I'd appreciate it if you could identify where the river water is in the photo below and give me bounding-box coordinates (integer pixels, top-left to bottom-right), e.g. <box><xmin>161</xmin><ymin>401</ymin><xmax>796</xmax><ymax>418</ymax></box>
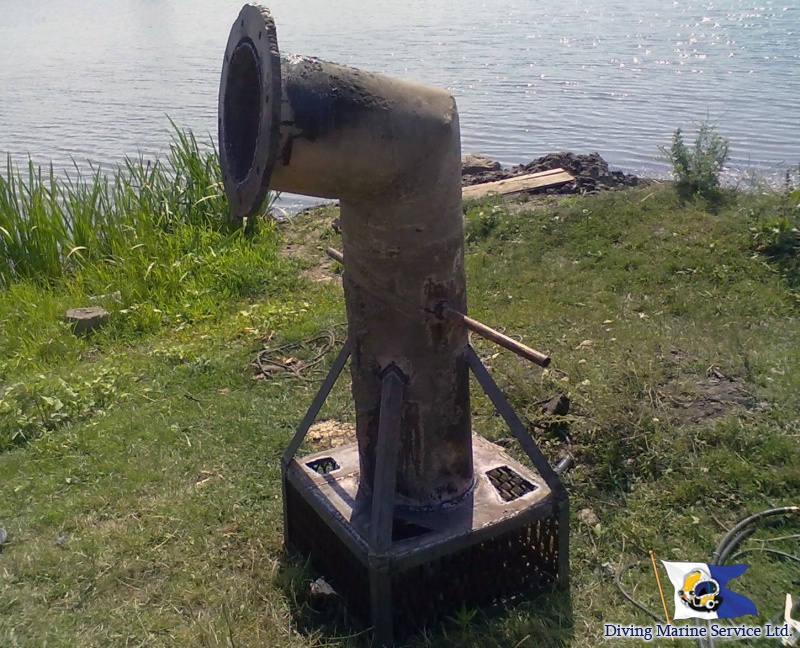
<box><xmin>1</xmin><ymin>0</ymin><xmax>798</xmax><ymax>210</ymax></box>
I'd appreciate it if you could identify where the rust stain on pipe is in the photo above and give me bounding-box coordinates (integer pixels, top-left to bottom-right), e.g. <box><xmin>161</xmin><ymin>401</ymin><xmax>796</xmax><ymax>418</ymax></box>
<box><xmin>327</xmin><ymin>247</ymin><xmax>551</xmax><ymax>368</ymax></box>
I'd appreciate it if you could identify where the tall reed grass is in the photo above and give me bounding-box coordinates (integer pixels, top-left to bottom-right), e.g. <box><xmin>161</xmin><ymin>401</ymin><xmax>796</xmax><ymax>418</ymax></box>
<box><xmin>0</xmin><ymin>127</ymin><xmax>241</xmax><ymax>288</ymax></box>
<box><xmin>0</xmin><ymin>126</ymin><xmax>296</xmax><ymax>370</ymax></box>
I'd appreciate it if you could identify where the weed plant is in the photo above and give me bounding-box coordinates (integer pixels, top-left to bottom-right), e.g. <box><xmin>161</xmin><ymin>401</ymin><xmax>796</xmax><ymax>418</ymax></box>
<box><xmin>660</xmin><ymin>122</ymin><xmax>730</xmax><ymax>202</ymax></box>
<box><xmin>748</xmin><ymin>187</ymin><xmax>800</xmax><ymax>290</ymax></box>
<box><xmin>0</xmin><ymin>126</ymin><xmax>298</xmax><ymax>381</ymax></box>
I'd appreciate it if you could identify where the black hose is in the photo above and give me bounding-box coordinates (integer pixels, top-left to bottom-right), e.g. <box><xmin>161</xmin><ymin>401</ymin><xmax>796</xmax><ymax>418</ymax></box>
<box><xmin>615</xmin><ymin>561</ymin><xmax>665</xmax><ymax>624</ymax></box>
<box><xmin>715</xmin><ymin>526</ymin><xmax>758</xmax><ymax>566</ymax></box>
<box><xmin>710</xmin><ymin>506</ymin><xmax>799</xmax><ymax>566</ymax></box>
<box><xmin>700</xmin><ymin>505</ymin><xmax>800</xmax><ymax>648</ymax></box>
<box><xmin>727</xmin><ymin>547</ymin><xmax>800</xmax><ymax>565</ymax></box>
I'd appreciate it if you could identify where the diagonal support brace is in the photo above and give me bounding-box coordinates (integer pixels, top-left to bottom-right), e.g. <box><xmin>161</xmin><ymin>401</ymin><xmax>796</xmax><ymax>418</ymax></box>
<box><xmin>367</xmin><ymin>364</ymin><xmax>406</xmax><ymax>648</ymax></box>
<box><xmin>281</xmin><ymin>340</ymin><xmax>351</xmax><ymax>467</ymax></box>
<box><xmin>466</xmin><ymin>344</ymin><xmax>570</xmax><ymax>585</ymax></box>
<box><xmin>465</xmin><ymin>344</ymin><xmax>559</xmax><ymax>488</ymax></box>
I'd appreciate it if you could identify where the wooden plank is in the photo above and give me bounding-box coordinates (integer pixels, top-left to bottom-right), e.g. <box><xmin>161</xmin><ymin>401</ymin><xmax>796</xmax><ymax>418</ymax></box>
<box><xmin>462</xmin><ymin>167</ymin><xmax>574</xmax><ymax>200</ymax></box>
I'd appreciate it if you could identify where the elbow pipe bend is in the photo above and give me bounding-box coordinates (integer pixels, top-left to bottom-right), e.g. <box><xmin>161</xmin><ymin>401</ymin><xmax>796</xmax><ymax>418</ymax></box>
<box><xmin>219</xmin><ymin>5</ymin><xmax>471</xmax><ymax>508</ymax></box>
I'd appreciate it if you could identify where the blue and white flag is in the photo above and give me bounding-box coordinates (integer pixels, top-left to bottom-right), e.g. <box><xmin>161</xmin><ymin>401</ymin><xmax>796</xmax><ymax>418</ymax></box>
<box><xmin>661</xmin><ymin>561</ymin><xmax>758</xmax><ymax>620</ymax></box>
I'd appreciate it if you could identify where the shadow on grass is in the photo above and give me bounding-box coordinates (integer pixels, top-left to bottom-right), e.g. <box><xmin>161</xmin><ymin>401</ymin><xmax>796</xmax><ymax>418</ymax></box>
<box><xmin>276</xmin><ymin>551</ymin><xmax>369</xmax><ymax>645</ymax></box>
<box><xmin>674</xmin><ymin>185</ymin><xmax>739</xmax><ymax>214</ymax></box>
<box><xmin>277</xmin><ymin>550</ymin><xmax>574</xmax><ymax>648</ymax></box>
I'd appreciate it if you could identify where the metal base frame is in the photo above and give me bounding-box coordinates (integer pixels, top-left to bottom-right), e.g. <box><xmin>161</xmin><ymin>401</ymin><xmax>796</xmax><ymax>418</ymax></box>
<box><xmin>280</xmin><ymin>343</ymin><xmax>569</xmax><ymax>647</ymax></box>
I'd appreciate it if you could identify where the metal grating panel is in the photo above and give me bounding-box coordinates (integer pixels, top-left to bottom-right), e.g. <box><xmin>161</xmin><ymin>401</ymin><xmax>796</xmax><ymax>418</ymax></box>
<box><xmin>286</xmin><ymin>473</ymin><xmax>563</xmax><ymax>641</ymax></box>
<box><xmin>390</xmin><ymin>513</ymin><xmax>561</xmax><ymax>636</ymax></box>
<box><xmin>283</xmin><ymin>431</ymin><xmax>568</xmax><ymax>646</ymax></box>
<box><xmin>486</xmin><ymin>465</ymin><xmax>538</xmax><ymax>502</ymax></box>
<box><xmin>306</xmin><ymin>456</ymin><xmax>340</xmax><ymax>475</ymax></box>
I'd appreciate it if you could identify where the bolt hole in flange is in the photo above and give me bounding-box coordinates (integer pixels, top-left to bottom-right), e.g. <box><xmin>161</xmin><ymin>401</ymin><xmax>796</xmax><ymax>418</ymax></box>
<box><xmin>223</xmin><ymin>39</ymin><xmax>262</xmax><ymax>185</ymax></box>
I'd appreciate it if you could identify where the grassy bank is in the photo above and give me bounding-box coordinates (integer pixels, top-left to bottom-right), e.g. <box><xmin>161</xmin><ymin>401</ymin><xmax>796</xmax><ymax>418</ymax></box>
<box><xmin>0</xmin><ymin>130</ymin><xmax>303</xmax><ymax>448</ymax></box>
<box><xmin>0</xmin><ymin>143</ymin><xmax>798</xmax><ymax>647</ymax></box>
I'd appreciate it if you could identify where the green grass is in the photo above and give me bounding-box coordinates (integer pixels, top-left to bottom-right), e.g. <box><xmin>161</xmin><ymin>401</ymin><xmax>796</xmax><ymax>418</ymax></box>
<box><xmin>0</xmin><ymin>127</ymin><xmax>301</xmax><ymax>443</ymax></box>
<box><xmin>1</xmin><ymin>163</ymin><xmax>798</xmax><ymax>647</ymax></box>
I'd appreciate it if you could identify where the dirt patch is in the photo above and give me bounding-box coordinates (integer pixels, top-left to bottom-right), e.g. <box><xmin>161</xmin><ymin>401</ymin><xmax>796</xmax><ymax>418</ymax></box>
<box><xmin>306</xmin><ymin>420</ymin><xmax>356</xmax><ymax>449</ymax></box>
<box><xmin>276</xmin><ymin>205</ymin><xmax>343</xmax><ymax>285</ymax></box>
<box><xmin>462</xmin><ymin>151</ymin><xmax>640</xmax><ymax>195</ymax></box>
<box><xmin>656</xmin><ymin>368</ymin><xmax>759</xmax><ymax>425</ymax></box>
<box><xmin>289</xmin><ymin>249</ymin><xmax>340</xmax><ymax>284</ymax></box>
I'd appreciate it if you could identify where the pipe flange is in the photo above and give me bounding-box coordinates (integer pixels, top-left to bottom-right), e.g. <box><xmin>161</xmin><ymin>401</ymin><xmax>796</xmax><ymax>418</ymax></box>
<box><xmin>218</xmin><ymin>4</ymin><xmax>282</xmax><ymax>218</ymax></box>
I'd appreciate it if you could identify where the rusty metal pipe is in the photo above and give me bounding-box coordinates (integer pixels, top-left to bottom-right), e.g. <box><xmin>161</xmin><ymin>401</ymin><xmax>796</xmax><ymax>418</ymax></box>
<box><xmin>326</xmin><ymin>246</ymin><xmax>551</xmax><ymax>367</ymax></box>
<box><xmin>325</xmin><ymin>246</ymin><xmax>344</xmax><ymax>264</ymax></box>
<box><xmin>219</xmin><ymin>5</ymin><xmax>471</xmax><ymax>507</ymax></box>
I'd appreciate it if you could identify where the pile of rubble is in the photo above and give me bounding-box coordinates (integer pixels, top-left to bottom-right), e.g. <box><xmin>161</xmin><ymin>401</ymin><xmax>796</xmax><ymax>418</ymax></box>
<box><xmin>461</xmin><ymin>152</ymin><xmax>640</xmax><ymax>194</ymax></box>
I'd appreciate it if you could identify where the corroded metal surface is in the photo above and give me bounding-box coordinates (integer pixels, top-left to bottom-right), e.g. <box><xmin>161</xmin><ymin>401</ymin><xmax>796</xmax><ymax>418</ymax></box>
<box><xmin>220</xmin><ymin>4</ymin><xmax>471</xmax><ymax>508</ymax></box>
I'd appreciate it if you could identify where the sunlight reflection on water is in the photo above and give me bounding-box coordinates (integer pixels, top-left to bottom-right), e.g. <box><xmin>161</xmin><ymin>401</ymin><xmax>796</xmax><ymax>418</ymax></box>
<box><xmin>0</xmin><ymin>0</ymin><xmax>797</xmax><ymax>211</ymax></box>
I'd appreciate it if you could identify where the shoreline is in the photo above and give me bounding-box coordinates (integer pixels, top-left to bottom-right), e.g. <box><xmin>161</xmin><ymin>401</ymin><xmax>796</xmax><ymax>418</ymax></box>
<box><xmin>281</xmin><ymin>149</ymin><xmax>800</xmax><ymax>217</ymax></box>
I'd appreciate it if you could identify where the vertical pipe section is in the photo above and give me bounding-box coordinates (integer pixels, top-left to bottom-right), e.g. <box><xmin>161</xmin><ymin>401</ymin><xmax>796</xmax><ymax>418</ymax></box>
<box><xmin>219</xmin><ymin>5</ymin><xmax>472</xmax><ymax>508</ymax></box>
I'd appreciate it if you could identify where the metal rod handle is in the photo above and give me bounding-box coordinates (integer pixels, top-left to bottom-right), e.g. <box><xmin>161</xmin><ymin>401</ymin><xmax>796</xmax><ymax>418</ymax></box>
<box><xmin>326</xmin><ymin>247</ymin><xmax>344</xmax><ymax>264</ymax></box>
<box><xmin>325</xmin><ymin>247</ymin><xmax>551</xmax><ymax>368</ymax></box>
<box><xmin>440</xmin><ymin>305</ymin><xmax>551</xmax><ymax>367</ymax></box>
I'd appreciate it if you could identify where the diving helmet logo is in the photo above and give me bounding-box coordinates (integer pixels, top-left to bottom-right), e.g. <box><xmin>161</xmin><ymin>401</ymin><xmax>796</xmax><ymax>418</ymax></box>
<box><xmin>662</xmin><ymin>561</ymin><xmax>758</xmax><ymax>620</ymax></box>
<box><xmin>679</xmin><ymin>568</ymin><xmax>722</xmax><ymax>613</ymax></box>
